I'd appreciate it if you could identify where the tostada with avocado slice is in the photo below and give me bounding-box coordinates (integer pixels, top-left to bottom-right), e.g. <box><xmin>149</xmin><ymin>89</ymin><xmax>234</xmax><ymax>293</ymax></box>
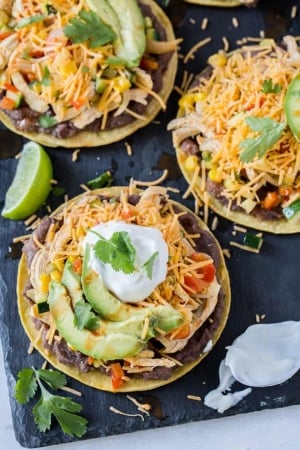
<box><xmin>17</xmin><ymin>184</ymin><xmax>230</xmax><ymax>392</ymax></box>
<box><xmin>168</xmin><ymin>36</ymin><xmax>300</xmax><ymax>234</ymax></box>
<box><xmin>0</xmin><ymin>0</ymin><xmax>179</xmax><ymax>148</ymax></box>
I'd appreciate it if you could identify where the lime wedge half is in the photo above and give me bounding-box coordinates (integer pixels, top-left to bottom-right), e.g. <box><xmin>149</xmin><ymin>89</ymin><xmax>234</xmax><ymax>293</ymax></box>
<box><xmin>2</xmin><ymin>141</ymin><xmax>53</xmax><ymax>220</ymax></box>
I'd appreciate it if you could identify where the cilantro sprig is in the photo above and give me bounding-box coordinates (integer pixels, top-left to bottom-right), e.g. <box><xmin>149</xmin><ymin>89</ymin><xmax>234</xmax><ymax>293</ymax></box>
<box><xmin>91</xmin><ymin>230</ymin><xmax>158</xmax><ymax>278</ymax></box>
<box><xmin>74</xmin><ymin>300</ymin><xmax>99</xmax><ymax>331</ymax></box>
<box><xmin>93</xmin><ymin>230</ymin><xmax>136</xmax><ymax>274</ymax></box>
<box><xmin>63</xmin><ymin>10</ymin><xmax>116</xmax><ymax>48</ymax></box>
<box><xmin>262</xmin><ymin>79</ymin><xmax>282</xmax><ymax>94</ymax></box>
<box><xmin>15</xmin><ymin>367</ymin><xmax>88</xmax><ymax>437</ymax></box>
<box><xmin>240</xmin><ymin>116</ymin><xmax>286</xmax><ymax>163</ymax></box>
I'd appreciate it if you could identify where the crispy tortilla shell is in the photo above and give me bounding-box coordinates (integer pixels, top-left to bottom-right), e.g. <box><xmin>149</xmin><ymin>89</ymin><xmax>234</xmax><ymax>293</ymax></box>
<box><xmin>0</xmin><ymin>0</ymin><xmax>177</xmax><ymax>148</ymax></box>
<box><xmin>17</xmin><ymin>186</ymin><xmax>230</xmax><ymax>392</ymax></box>
<box><xmin>183</xmin><ymin>0</ymin><xmax>255</xmax><ymax>6</ymax></box>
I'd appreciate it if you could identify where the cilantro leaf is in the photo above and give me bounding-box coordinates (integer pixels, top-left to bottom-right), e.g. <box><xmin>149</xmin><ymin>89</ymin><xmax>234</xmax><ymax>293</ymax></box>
<box><xmin>37</xmin><ymin>369</ymin><xmax>67</xmax><ymax>390</ymax></box>
<box><xmin>262</xmin><ymin>79</ymin><xmax>282</xmax><ymax>94</ymax></box>
<box><xmin>93</xmin><ymin>230</ymin><xmax>136</xmax><ymax>274</ymax></box>
<box><xmin>143</xmin><ymin>251</ymin><xmax>158</xmax><ymax>279</ymax></box>
<box><xmin>63</xmin><ymin>10</ymin><xmax>116</xmax><ymax>48</ymax></box>
<box><xmin>33</xmin><ymin>387</ymin><xmax>87</xmax><ymax>437</ymax></box>
<box><xmin>15</xmin><ymin>368</ymin><xmax>37</xmax><ymax>404</ymax></box>
<box><xmin>74</xmin><ymin>300</ymin><xmax>99</xmax><ymax>330</ymax></box>
<box><xmin>17</xmin><ymin>14</ymin><xmax>47</xmax><ymax>29</ymax></box>
<box><xmin>240</xmin><ymin>116</ymin><xmax>286</xmax><ymax>163</ymax></box>
<box><xmin>14</xmin><ymin>367</ymin><xmax>88</xmax><ymax>437</ymax></box>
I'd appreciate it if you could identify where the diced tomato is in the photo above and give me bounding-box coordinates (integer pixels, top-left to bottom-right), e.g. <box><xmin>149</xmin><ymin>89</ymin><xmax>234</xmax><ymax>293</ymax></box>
<box><xmin>0</xmin><ymin>31</ymin><xmax>13</xmax><ymax>41</ymax></box>
<box><xmin>201</xmin><ymin>264</ymin><xmax>216</xmax><ymax>283</ymax></box>
<box><xmin>87</xmin><ymin>356</ymin><xmax>94</xmax><ymax>365</ymax></box>
<box><xmin>72</xmin><ymin>256</ymin><xmax>82</xmax><ymax>274</ymax></box>
<box><xmin>172</xmin><ymin>322</ymin><xmax>190</xmax><ymax>339</ymax></box>
<box><xmin>120</xmin><ymin>209</ymin><xmax>132</xmax><ymax>220</ymax></box>
<box><xmin>3</xmin><ymin>83</ymin><xmax>19</xmax><ymax>93</ymax></box>
<box><xmin>71</xmin><ymin>98</ymin><xmax>85</xmax><ymax>109</ymax></box>
<box><xmin>30</xmin><ymin>50</ymin><xmax>44</xmax><ymax>58</ymax></box>
<box><xmin>261</xmin><ymin>191</ymin><xmax>281</xmax><ymax>210</ymax></box>
<box><xmin>110</xmin><ymin>362</ymin><xmax>124</xmax><ymax>390</ymax></box>
<box><xmin>184</xmin><ymin>274</ymin><xmax>209</xmax><ymax>293</ymax></box>
<box><xmin>140</xmin><ymin>56</ymin><xmax>158</xmax><ymax>71</ymax></box>
<box><xmin>0</xmin><ymin>96</ymin><xmax>16</xmax><ymax>110</ymax></box>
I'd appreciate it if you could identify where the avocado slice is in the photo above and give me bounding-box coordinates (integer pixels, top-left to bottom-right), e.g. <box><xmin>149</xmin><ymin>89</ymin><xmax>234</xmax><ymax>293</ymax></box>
<box><xmin>61</xmin><ymin>259</ymin><xmax>82</xmax><ymax>305</ymax></box>
<box><xmin>48</xmin><ymin>281</ymin><xmax>147</xmax><ymax>360</ymax></box>
<box><xmin>82</xmin><ymin>244</ymin><xmax>184</xmax><ymax>330</ymax></box>
<box><xmin>86</xmin><ymin>0</ymin><xmax>146</xmax><ymax>68</ymax></box>
<box><xmin>284</xmin><ymin>73</ymin><xmax>300</xmax><ymax>142</ymax></box>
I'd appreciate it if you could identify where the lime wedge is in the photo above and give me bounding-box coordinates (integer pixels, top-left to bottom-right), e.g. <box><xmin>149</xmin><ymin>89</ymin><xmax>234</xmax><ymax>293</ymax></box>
<box><xmin>2</xmin><ymin>141</ymin><xmax>53</xmax><ymax>220</ymax></box>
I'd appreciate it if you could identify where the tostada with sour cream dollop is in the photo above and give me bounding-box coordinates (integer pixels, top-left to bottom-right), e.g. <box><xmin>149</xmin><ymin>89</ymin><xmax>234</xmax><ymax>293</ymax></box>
<box><xmin>168</xmin><ymin>36</ymin><xmax>300</xmax><ymax>234</ymax></box>
<box><xmin>0</xmin><ymin>0</ymin><xmax>179</xmax><ymax>147</ymax></box>
<box><xmin>17</xmin><ymin>184</ymin><xmax>230</xmax><ymax>392</ymax></box>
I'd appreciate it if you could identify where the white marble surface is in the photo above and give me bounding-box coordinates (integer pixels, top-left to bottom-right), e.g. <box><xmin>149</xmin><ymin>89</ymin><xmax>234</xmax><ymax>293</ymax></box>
<box><xmin>1</xmin><ymin>344</ymin><xmax>300</xmax><ymax>450</ymax></box>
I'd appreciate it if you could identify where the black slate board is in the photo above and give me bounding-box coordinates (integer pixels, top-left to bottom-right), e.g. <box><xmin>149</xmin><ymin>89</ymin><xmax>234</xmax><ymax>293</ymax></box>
<box><xmin>1</xmin><ymin>0</ymin><xmax>300</xmax><ymax>447</ymax></box>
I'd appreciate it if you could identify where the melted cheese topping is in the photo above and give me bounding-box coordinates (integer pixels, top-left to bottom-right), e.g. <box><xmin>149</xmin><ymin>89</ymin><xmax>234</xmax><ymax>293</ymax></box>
<box><xmin>84</xmin><ymin>220</ymin><xmax>168</xmax><ymax>303</ymax></box>
<box><xmin>170</xmin><ymin>37</ymin><xmax>300</xmax><ymax>214</ymax></box>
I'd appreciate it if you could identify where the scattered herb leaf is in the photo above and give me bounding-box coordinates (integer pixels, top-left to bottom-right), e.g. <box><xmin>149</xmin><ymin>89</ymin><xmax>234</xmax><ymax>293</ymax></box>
<box><xmin>16</xmin><ymin>14</ymin><xmax>47</xmax><ymax>29</ymax></box>
<box><xmin>39</xmin><ymin>115</ymin><xmax>57</xmax><ymax>128</ymax></box>
<box><xmin>15</xmin><ymin>367</ymin><xmax>87</xmax><ymax>437</ymax></box>
<box><xmin>143</xmin><ymin>251</ymin><xmax>158</xmax><ymax>279</ymax></box>
<box><xmin>262</xmin><ymin>79</ymin><xmax>282</xmax><ymax>94</ymax></box>
<box><xmin>52</xmin><ymin>186</ymin><xmax>66</xmax><ymax>197</ymax></box>
<box><xmin>41</xmin><ymin>65</ymin><xmax>51</xmax><ymax>86</ymax></box>
<box><xmin>63</xmin><ymin>10</ymin><xmax>116</xmax><ymax>48</ymax></box>
<box><xmin>15</xmin><ymin>368</ymin><xmax>37</xmax><ymax>404</ymax></box>
<box><xmin>86</xmin><ymin>170</ymin><xmax>113</xmax><ymax>189</ymax></box>
<box><xmin>74</xmin><ymin>300</ymin><xmax>99</xmax><ymax>331</ymax></box>
<box><xmin>240</xmin><ymin>116</ymin><xmax>286</xmax><ymax>163</ymax></box>
<box><xmin>93</xmin><ymin>230</ymin><xmax>136</xmax><ymax>274</ymax></box>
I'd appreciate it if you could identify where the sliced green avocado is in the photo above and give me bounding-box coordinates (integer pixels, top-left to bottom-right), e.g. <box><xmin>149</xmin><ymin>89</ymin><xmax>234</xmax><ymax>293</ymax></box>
<box><xmin>61</xmin><ymin>259</ymin><xmax>82</xmax><ymax>305</ymax></box>
<box><xmin>48</xmin><ymin>281</ymin><xmax>146</xmax><ymax>360</ymax></box>
<box><xmin>82</xmin><ymin>244</ymin><xmax>184</xmax><ymax>330</ymax></box>
<box><xmin>86</xmin><ymin>0</ymin><xmax>146</xmax><ymax>68</ymax></box>
<box><xmin>284</xmin><ymin>73</ymin><xmax>300</xmax><ymax>142</ymax></box>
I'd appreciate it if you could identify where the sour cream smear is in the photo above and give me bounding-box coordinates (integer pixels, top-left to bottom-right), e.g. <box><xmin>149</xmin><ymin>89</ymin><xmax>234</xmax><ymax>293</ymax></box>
<box><xmin>204</xmin><ymin>321</ymin><xmax>300</xmax><ymax>413</ymax></box>
<box><xmin>84</xmin><ymin>221</ymin><xmax>168</xmax><ymax>303</ymax></box>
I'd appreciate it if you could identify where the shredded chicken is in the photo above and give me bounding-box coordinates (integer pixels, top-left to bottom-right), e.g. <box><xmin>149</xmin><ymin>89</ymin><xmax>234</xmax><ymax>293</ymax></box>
<box><xmin>11</xmin><ymin>72</ymin><xmax>48</xmax><ymax>113</ymax></box>
<box><xmin>0</xmin><ymin>33</ymin><xmax>18</xmax><ymax>70</ymax></box>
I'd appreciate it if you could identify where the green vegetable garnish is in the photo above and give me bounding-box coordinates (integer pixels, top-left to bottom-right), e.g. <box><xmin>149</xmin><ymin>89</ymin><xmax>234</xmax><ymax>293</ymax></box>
<box><xmin>262</xmin><ymin>79</ymin><xmax>282</xmax><ymax>94</ymax></box>
<box><xmin>16</xmin><ymin>14</ymin><xmax>47</xmax><ymax>28</ymax></box>
<box><xmin>15</xmin><ymin>367</ymin><xmax>88</xmax><ymax>437</ymax></box>
<box><xmin>243</xmin><ymin>232</ymin><xmax>263</xmax><ymax>250</ymax></box>
<box><xmin>41</xmin><ymin>65</ymin><xmax>51</xmax><ymax>86</ymax></box>
<box><xmin>240</xmin><ymin>116</ymin><xmax>286</xmax><ymax>163</ymax></box>
<box><xmin>63</xmin><ymin>10</ymin><xmax>117</xmax><ymax>48</ymax></box>
<box><xmin>86</xmin><ymin>170</ymin><xmax>113</xmax><ymax>189</ymax></box>
<box><xmin>74</xmin><ymin>300</ymin><xmax>99</xmax><ymax>331</ymax></box>
<box><xmin>93</xmin><ymin>230</ymin><xmax>136</xmax><ymax>274</ymax></box>
<box><xmin>282</xmin><ymin>198</ymin><xmax>300</xmax><ymax>220</ymax></box>
<box><xmin>39</xmin><ymin>115</ymin><xmax>57</xmax><ymax>128</ymax></box>
<box><xmin>143</xmin><ymin>251</ymin><xmax>158</xmax><ymax>279</ymax></box>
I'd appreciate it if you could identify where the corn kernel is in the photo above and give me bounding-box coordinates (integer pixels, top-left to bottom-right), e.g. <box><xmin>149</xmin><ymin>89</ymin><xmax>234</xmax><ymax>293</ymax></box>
<box><xmin>208</xmin><ymin>52</ymin><xmax>227</xmax><ymax>68</ymax></box>
<box><xmin>194</xmin><ymin>92</ymin><xmax>207</xmax><ymax>102</ymax></box>
<box><xmin>208</xmin><ymin>169</ymin><xmax>222</xmax><ymax>182</ymax></box>
<box><xmin>178</xmin><ymin>93</ymin><xmax>196</xmax><ymax>109</ymax></box>
<box><xmin>53</xmin><ymin>258</ymin><xmax>65</xmax><ymax>272</ymax></box>
<box><xmin>60</xmin><ymin>60</ymin><xmax>77</xmax><ymax>77</ymax></box>
<box><xmin>0</xmin><ymin>10</ymin><xmax>10</xmax><ymax>25</ymax></box>
<box><xmin>184</xmin><ymin>155</ymin><xmax>199</xmax><ymax>172</ymax></box>
<box><xmin>40</xmin><ymin>274</ymin><xmax>51</xmax><ymax>293</ymax></box>
<box><xmin>112</xmin><ymin>76</ymin><xmax>131</xmax><ymax>93</ymax></box>
<box><xmin>50</xmin><ymin>270</ymin><xmax>62</xmax><ymax>282</ymax></box>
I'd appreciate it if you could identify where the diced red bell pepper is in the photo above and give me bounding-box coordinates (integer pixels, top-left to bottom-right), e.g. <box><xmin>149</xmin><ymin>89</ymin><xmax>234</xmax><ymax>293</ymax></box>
<box><xmin>110</xmin><ymin>362</ymin><xmax>124</xmax><ymax>390</ymax></box>
<box><xmin>0</xmin><ymin>96</ymin><xmax>16</xmax><ymax>110</ymax></box>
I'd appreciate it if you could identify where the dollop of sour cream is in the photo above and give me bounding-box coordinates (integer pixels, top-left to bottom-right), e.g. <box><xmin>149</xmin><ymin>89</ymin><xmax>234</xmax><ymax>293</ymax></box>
<box><xmin>204</xmin><ymin>321</ymin><xmax>300</xmax><ymax>413</ymax></box>
<box><xmin>84</xmin><ymin>221</ymin><xmax>168</xmax><ymax>303</ymax></box>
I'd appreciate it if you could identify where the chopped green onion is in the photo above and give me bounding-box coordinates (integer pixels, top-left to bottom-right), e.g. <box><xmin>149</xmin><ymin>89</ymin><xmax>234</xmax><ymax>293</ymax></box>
<box><xmin>243</xmin><ymin>232</ymin><xmax>263</xmax><ymax>250</ymax></box>
<box><xmin>282</xmin><ymin>198</ymin><xmax>300</xmax><ymax>220</ymax></box>
<box><xmin>86</xmin><ymin>171</ymin><xmax>113</xmax><ymax>190</ymax></box>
